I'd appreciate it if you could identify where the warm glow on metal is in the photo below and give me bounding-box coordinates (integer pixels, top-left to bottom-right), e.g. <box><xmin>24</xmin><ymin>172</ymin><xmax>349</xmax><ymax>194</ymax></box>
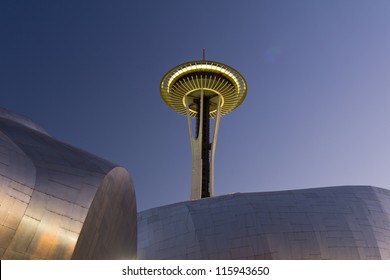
<box><xmin>160</xmin><ymin>60</ymin><xmax>247</xmax><ymax>118</ymax></box>
<box><xmin>182</xmin><ymin>89</ymin><xmax>225</xmax><ymax>115</ymax></box>
<box><xmin>167</xmin><ymin>63</ymin><xmax>242</xmax><ymax>92</ymax></box>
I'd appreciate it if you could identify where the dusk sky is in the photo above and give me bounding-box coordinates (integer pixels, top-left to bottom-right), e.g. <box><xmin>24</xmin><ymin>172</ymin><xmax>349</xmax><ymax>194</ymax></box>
<box><xmin>2</xmin><ymin>0</ymin><xmax>390</xmax><ymax>211</ymax></box>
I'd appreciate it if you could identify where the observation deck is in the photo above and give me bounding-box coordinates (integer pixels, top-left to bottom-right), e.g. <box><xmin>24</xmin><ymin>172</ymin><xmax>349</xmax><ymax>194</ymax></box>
<box><xmin>160</xmin><ymin>60</ymin><xmax>247</xmax><ymax>118</ymax></box>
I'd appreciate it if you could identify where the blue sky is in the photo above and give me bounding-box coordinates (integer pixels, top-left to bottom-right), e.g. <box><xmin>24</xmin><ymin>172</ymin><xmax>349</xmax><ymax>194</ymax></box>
<box><xmin>1</xmin><ymin>0</ymin><xmax>390</xmax><ymax>211</ymax></box>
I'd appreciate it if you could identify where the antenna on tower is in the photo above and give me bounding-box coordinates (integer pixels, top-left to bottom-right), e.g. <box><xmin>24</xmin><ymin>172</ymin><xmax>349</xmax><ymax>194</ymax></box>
<box><xmin>202</xmin><ymin>49</ymin><xmax>206</xmax><ymax>60</ymax></box>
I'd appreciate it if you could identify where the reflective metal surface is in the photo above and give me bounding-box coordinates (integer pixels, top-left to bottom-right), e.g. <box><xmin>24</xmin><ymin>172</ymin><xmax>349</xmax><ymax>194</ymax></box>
<box><xmin>0</xmin><ymin>108</ymin><xmax>137</xmax><ymax>259</ymax></box>
<box><xmin>138</xmin><ymin>186</ymin><xmax>390</xmax><ymax>259</ymax></box>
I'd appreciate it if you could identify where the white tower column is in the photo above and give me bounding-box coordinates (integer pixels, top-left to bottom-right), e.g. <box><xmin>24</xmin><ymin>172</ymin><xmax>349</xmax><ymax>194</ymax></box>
<box><xmin>209</xmin><ymin>95</ymin><xmax>221</xmax><ymax>197</ymax></box>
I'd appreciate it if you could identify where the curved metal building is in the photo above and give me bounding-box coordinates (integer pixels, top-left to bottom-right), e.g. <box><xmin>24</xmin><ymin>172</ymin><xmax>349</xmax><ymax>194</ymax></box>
<box><xmin>0</xmin><ymin>108</ymin><xmax>137</xmax><ymax>259</ymax></box>
<box><xmin>138</xmin><ymin>186</ymin><xmax>390</xmax><ymax>259</ymax></box>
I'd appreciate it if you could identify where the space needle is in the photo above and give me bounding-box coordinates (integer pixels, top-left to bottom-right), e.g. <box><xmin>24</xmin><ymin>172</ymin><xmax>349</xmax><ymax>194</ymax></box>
<box><xmin>160</xmin><ymin>52</ymin><xmax>247</xmax><ymax>200</ymax></box>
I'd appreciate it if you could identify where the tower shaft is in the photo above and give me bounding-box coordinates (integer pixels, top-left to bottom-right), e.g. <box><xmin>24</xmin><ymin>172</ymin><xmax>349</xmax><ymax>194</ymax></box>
<box><xmin>195</xmin><ymin>96</ymin><xmax>210</xmax><ymax>198</ymax></box>
<box><xmin>186</xmin><ymin>91</ymin><xmax>221</xmax><ymax>200</ymax></box>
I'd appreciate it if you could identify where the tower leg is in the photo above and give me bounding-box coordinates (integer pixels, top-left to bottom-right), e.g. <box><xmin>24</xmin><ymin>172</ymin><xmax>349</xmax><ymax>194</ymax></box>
<box><xmin>186</xmin><ymin>93</ymin><xmax>203</xmax><ymax>200</ymax></box>
<box><xmin>210</xmin><ymin>95</ymin><xmax>221</xmax><ymax>197</ymax></box>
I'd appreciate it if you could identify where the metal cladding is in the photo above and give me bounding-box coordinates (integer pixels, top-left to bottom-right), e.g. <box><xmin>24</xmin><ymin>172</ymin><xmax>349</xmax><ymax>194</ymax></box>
<box><xmin>0</xmin><ymin>108</ymin><xmax>137</xmax><ymax>259</ymax></box>
<box><xmin>138</xmin><ymin>186</ymin><xmax>390</xmax><ymax>259</ymax></box>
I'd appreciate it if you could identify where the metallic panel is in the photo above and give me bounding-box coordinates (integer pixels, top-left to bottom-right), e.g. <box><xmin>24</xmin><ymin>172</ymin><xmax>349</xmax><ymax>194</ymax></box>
<box><xmin>138</xmin><ymin>186</ymin><xmax>390</xmax><ymax>259</ymax></box>
<box><xmin>72</xmin><ymin>167</ymin><xmax>137</xmax><ymax>259</ymax></box>
<box><xmin>0</xmin><ymin>108</ymin><xmax>137</xmax><ymax>259</ymax></box>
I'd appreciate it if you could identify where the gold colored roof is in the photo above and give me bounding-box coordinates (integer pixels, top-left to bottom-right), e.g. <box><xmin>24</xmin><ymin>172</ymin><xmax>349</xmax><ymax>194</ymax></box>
<box><xmin>160</xmin><ymin>60</ymin><xmax>247</xmax><ymax>117</ymax></box>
